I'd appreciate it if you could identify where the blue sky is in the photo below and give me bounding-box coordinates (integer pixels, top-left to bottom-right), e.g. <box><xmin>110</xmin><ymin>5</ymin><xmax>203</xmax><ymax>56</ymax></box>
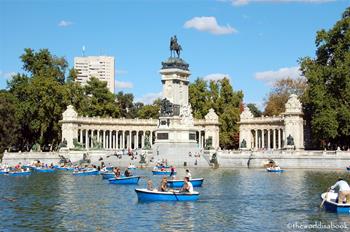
<box><xmin>0</xmin><ymin>0</ymin><xmax>349</xmax><ymax>109</ymax></box>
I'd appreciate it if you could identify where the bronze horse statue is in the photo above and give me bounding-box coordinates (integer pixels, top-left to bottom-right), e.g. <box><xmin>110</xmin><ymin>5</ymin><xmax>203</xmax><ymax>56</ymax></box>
<box><xmin>170</xmin><ymin>35</ymin><xmax>182</xmax><ymax>58</ymax></box>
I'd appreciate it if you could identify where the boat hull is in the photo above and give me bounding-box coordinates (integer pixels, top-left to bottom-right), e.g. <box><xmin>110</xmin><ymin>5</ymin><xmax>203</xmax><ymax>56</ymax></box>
<box><xmin>0</xmin><ymin>171</ymin><xmax>8</xmax><ymax>175</ymax></box>
<box><xmin>55</xmin><ymin>167</ymin><xmax>74</xmax><ymax>171</ymax></box>
<box><xmin>321</xmin><ymin>192</ymin><xmax>350</xmax><ymax>213</ymax></box>
<box><xmin>73</xmin><ymin>170</ymin><xmax>99</xmax><ymax>176</ymax></box>
<box><xmin>9</xmin><ymin>171</ymin><xmax>31</xmax><ymax>176</ymax></box>
<box><xmin>266</xmin><ymin>168</ymin><xmax>284</xmax><ymax>173</ymax></box>
<box><xmin>101</xmin><ymin>172</ymin><xmax>116</xmax><ymax>179</ymax></box>
<box><xmin>135</xmin><ymin>189</ymin><xmax>199</xmax><ymax>201</ymax></box>
<box><xmin>167</xmin><ymin>178</ymin><xmax>204</xmax><ymax>188</ymax></box>
<box><xmin>152</xmin><ymin>170</ymin><xmax>176</xmax><ymax>175</ymax></box>
<box><xmin>109</xmin><ymin>176</ymin><xmax>140</xmax><ymax>184</ymax></box>
<box><xmin>34</xmin><ymin>168</ymin><xmax>55</xmax><ymax>173</ymax></box>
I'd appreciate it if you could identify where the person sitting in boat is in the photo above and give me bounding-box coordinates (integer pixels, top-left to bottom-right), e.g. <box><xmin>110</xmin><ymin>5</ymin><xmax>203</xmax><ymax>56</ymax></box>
<box><xmin>14</xmin><ymin>162</ymin><xmax>21</xmax><ymax>171</ymax></box>
<box><xmin>329</xmin><ymin>178</ymin><xmax>350</xmax><ymax>204</ymax></box>
<box><xmin>147</xmin><ymin>180</ymin><xmax>154</xmax><ymax>191</ymax></box>
<box><xmin>180</xmin><ymin>177</ymin><xmax>193</xmax><ymax>193</ymax></box>
<box><xmin>114</xmin><ymin>167</ymin><xmax>121</xmax><ymax>177</ymax></box>
<box><xmin>185</xmin><ymin>169</ymin><xmax>192</xmax><ymax>179</ymax></box>
<box><xmin>124</xmin><ymin>169</ymin><xmax>132</xmax><ymax>177</ymax></box>
<box><xmin>158</xmin><ymin>177</ymin><xmax>168</xmax><ymax>192</ymax></box>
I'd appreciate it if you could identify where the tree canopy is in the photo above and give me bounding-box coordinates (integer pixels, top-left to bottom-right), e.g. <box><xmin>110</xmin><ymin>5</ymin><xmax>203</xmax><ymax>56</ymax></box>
<box><xmin>300</xmin><ymin>7</ymin><xmax>350</xmax><ymax>148</ymax></box>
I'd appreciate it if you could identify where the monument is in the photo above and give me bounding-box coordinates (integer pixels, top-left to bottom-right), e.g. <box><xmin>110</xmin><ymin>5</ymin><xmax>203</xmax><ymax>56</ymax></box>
<box><xmin>153</xmin><ymin>36</ymin><xmax>211</xmax><ymax>165</ymax></box>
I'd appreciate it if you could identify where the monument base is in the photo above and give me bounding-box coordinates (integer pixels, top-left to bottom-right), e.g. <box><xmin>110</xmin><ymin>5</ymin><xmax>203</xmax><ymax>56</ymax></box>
<box><xmin>152</xmin><ymin>143</ymin><xmax>210</xmax><ymax>167</ymax></box>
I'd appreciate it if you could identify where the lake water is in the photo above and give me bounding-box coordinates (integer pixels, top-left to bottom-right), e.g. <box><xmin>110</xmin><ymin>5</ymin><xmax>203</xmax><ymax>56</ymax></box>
<box><xmin>1</xmin><ymin>168</ymin><xmax>350</xmax><ymax>232</ymax></box>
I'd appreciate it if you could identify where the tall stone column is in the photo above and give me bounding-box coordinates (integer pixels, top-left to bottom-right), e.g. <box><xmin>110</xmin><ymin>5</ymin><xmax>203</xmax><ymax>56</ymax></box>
<box><xmin>262</xmin><ymin>129</ymin><xmax>265</xmax><ymax>149</ymax></box>
<box><xmin>141</xmin><ymin>132</ymin><xmax>145</xmax><ymax>148</ymax></box>
<box><xmin>85</xmin><ymin>129</ymin><xmax>89</xmax><ymax>149</ymax></box>
<box><xmin>150</xmin><ymin>131</ymin><xmax>153</xmax><ymax>146</ymax></box>
<box><xmin>108</xmin><ymin>130</ymin><xmax>112</xmax><ymax>149</ymax></box>
<box><xmin>273</xmin><ymin>129</ymin><xmax>276</xmax><ymax>149</ymax></box>
<box><xmin>103</xmin><ymin>130</ymin><xmax>106</xmax><ymax>149</ymax></box>
<box><xmin>122</xmin><ymin>131</ymin><xmax>125</xmax><ymax>149</ymax></box>
<box><xmin>128</xmin><ymin>131</ymin><xmax>131</xmax><ymax>149</ymax></box>
<box><xmin>115</xmin><ymin>131</ymin><xmax>119</xmax><ymax>149</ymax></box>
<box><xmin>135</xmin><ymin>131</ymin><xmax>139</xmax><ymax>149</ymax></box>
<box><xmin>277</xmin><ymin>129</ymin><xmax>281</xmax><ymax>149</ymax></box>
<box><xmin>254</xmin><ymin>129</ymin><xmax>258</xmax><ymax>149</ymax></box>
<box><xmin>267</xmin><ymin>129</ymin><xmax>271</xmax><ymax>149</ymax></box>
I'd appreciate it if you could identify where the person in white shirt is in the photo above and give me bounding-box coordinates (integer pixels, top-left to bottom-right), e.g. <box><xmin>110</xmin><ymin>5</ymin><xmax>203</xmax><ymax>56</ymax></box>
<box><xmin>330</xmin><ymin>178</ymin><xmax>350</xmax><ymax>204</ymax></box>
<box><xmin>181</xmin><ymin>177</ymin><xmax>193</xmax><ymax>193</ymax></box>
<box><xmin>185</xmin><ymin>169</ymin><xmax>192</xmax><ymax>179</ymax></box>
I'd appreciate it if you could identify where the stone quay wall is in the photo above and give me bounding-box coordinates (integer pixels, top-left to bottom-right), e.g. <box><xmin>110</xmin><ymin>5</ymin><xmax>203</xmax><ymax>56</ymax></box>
<box><xmin>2</xmin><ymin>149</ymin><xmax>350</xmax><ymax>169</ymax></box>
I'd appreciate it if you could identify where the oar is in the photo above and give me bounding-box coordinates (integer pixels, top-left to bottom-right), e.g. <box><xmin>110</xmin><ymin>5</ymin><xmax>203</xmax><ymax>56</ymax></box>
<box><xmin>320</xmin><ymin>191</ymin><xmax>329</xmax><ymax>208</ymax></box>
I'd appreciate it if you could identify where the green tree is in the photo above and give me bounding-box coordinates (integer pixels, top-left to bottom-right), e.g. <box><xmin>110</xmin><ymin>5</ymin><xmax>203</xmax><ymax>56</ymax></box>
<box><xmin>0</xmin><ymin>91</ymin><xmax>20</xmax><ymax>153</ymax></box>
<box><xmin>189</xmin><ymin>78</ymin><xmax>211</xmax><ymax>118</ymax></box>
<box><xmin>116</xmin><ymin>91</ymin><xmax>134</xmax><ymax>118</ymax></box>
<box><xmin>247</xmin><ymin>103</ymin><xmax>262</xmax><ymax>117</ymax></box>
<box><xmin>137</xmin><ymin>99</ymin><xmax>160</xmax><ymax>119</ymax></box>
<box><xmin>300</xmin><ymin>7</ymin><xmax>350</xmax><ymax>148</ymax></box>
<box><xmin>84</xmin><ymin>77</ymin><xmax>120</xmax><ymax>117</ymax></box>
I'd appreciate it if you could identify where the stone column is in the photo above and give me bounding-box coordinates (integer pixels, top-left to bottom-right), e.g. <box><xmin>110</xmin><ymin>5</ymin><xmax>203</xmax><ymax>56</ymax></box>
<box><xmin>150</xmin><ymin>131</ymin><xmax>153</xmax><ymax>145</ymax></box>
<box><xmin>254</xmin><ymin>129</ymin><xmax>258</xmax><ymax>149</ymax></box>
<box><xmin>115</xmin><ymin>131</ymin><xmax>118</xmax><ymax>149</ymax></box>
<box><xmin>102</xmin><ymin>130</ymin><xmax>106</xmax><ymax>149</ymax></box>
<box><xmin>273</xmin><ymin>129</ymin><xmax>276</xmax><ymax>149</ymax></box>
<box><xmin>262</xmin><ymin>129</ymin><xmax>265</xmax><ymax>149</ymax></box>
<box><xmin>277</xmin><ymin>129</ymin><xmax>281</xmax><ymax>149</ymax></box>
<box><xmin>108</xmin><ymin>131</ymin><xmax>112</xmax><ymax>149</ymax></box>
<box><xmin>86</xmin><ymin>129</ymin><xmax>90</xmax><ymax>149</ymax></box>
<box><xmin>135</xmin><ymin>131</ymin><xmax>139</xmax><ymax>149</ymax></box>
<box><xmin>141</xmin><ymin>132</ymin><xmax>145</xmax><ymax>148</ymax></box>
<box><xmin>122</xmin><ymin>131</ymin><xmax>125</xmax><ymax>149</ymax></box>
<box><xmin>128</xmin><ymin>131</ymin><xmax>131</xmax><ymax>149</ymax></box>
<box><xmin>267</xmin><ymin>129</ymin><xmax>271</xmax><ymax>149</ymax></box>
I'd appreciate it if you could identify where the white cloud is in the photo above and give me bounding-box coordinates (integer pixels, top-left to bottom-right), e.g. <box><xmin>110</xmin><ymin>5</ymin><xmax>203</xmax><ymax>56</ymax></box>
<box><xmin>184</xmin><ymin>16</ymin><xmax>237</xmax><ymax>35</ymax></box>
<box><xmin>136</xmin><ymin>92</ymin><xmax>162</xmax><ymax>105</ymax></box>
<box><xmin>255</xmin><ymin>66</ymin><xmax>302</xmax><ymax>85</ymax></box>
<box><xmin>203</xmin><ymin>73</ymin><xmax>231</xmax><ymax>81</ymax></box>
<box><xmin>58</xmin><ymin>20</ymin><xmax>73</xmax><ymax>27</ymax></box>
<box><xmin>115</xmin><ymin>80</ymin><xmax>133</xmax><ymax>89</ymax></box>
<box><xmin>0</xmin><ymin>70</ymin><xmax>16</xmax><ymax>79</ymax></box>
<box><xmin>231</xmin><ymin>0</ymin><xmax>334</xmax><ymax>6</ymax></box>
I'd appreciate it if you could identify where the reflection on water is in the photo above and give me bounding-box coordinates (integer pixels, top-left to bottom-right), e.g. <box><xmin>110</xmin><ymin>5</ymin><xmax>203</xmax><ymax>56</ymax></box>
<box><xmin>0</xmin><ymin>168</ymin><xmax>349</xmax><ymax>231</ymax></box>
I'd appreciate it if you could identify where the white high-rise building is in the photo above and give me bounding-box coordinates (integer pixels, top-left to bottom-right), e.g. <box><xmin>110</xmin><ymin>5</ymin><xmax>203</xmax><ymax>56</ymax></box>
<box><xmin>74</xmin><ymin>56</ymin><xmax>115</xmax><ymax>93</ymax></box>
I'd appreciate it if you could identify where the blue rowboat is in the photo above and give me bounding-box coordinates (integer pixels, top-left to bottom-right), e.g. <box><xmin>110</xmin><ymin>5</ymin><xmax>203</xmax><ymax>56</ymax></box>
<box><xmin>167</xmin><ymin>178</ymin><xmax>204</xmax><ymax>188</ymax></box>
<box><xmin>321</xmin><ymin>192</ymin><xmax>350</xmax><ymax>213</ymax></box>
<box><xmin>101</xmin><ymin>172</ymin><xmax>116</xmax><ymax>179</ymax></box>
<box><xmin>55</xmin><ymin>166</ymin><xmax>74</xmax><ymax>171</ymax></box>
<box><xmin>152</xmin><ymin>170</ymin><xmax>176</xmax><ymax>175</ymax></box>
<box><xmin>266</xmin><ymin>168</ymin><xmax>284</xmax><ymax>173</ymax></box>
<box><xmin>0</xmin><ymin>170</ymin><xmax>8</xmax><ymax>175</ymax></box>
<box><xmin>135</xmin><ymin>188</ymin><xmax>200</xmax><ymax>201</ymax></box>
<box><xmin>128</xmin><ymin>165</ymin><xmax>137</xmax><ymax>170</ymax></box>
<box><xmin>8</xmin><ymin>171</ymin><xmax>31</xmax><ymax>176</ymax></box>
<box><xmin>73</xmin><ymin>169</ymin><xmax>99</xmax><ymax>176</ymax></box>
<box><xmin>109</xmin><ymin>176</ymin><xmax>140</xmax><ymax>184</ymax></box>
<box><xmin>106</xmin><ymin>167</ymin><xmax>113</xmax><ymax>171</ymax></box>
<box><xmin>33</xmin><ymin>167</ymin><xmax>55</xmax><ymax>173</ymax></box>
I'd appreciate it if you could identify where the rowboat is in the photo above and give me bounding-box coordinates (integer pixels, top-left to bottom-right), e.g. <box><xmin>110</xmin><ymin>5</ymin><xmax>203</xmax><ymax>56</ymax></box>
<box><xmin>167</xmin><ymin>178</ymin><xmax>204</xmax><ymax>188</ymax></box>
<box><xmin>0</xmin><ymin>170</ymin><xmax>8</xmax><ymax>175</ymax></box>
<box><xmin>109</xmin><ymin>176</ymin><xmax>140</xmax><ymax>184</ymax></box>
<box><xmin>54</xmin><ymin>166</ymin><xmax>74</xmax><ymax>171</ymax></box>
<box><xmin>101</xmin><ymin>172</ymin><xmax>116</xmax><ymax>179</ymax></box>
<box><xmin>152</xmin><ymin>170</ymin><xmax>176</xmax><ymax>175</ymax></box>
<box><xmin>321</xmin><ymin>191</ymin><xmax>350</xmax><ymax>213</ymax></box>
<box><xmin>266</xmin><ymin>167</ymin><xmax>284</xmax><ymax>173</ymax></box>
<box><xmin>135</xmin><ymin>188</ymin><xmax>200</xmax><ymax>201</ymax></box>
<box><xmin>8</xmin><ymin>171</ymin><xmax>31</xmax><ymax>176</ymax></box>
<box><xmin>73</xmin><ymin>169</ymin><xmax>99</xmax><ymax>176</ymax></box>
<box><xmin>33</xmin><ymin>167</ymin><xmax>55</xmax><ymax>173</ymax></box>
